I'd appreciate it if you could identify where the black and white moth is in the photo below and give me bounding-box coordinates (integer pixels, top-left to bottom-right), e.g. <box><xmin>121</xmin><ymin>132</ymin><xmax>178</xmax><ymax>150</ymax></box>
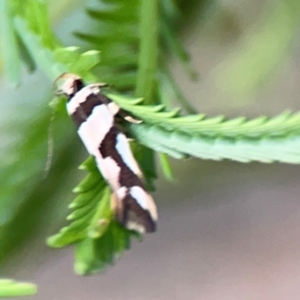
<box><xmin>55</xmin><ymin>73</ymin><xmax>157</xmax><ymax>234</ymax></box>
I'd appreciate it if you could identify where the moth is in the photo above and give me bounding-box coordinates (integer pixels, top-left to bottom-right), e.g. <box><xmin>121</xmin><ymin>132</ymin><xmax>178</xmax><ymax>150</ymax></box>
<box><xmin>55</xmin><ymin>73</ymin><xmax>157</xmax><ymax>234</ymax></box>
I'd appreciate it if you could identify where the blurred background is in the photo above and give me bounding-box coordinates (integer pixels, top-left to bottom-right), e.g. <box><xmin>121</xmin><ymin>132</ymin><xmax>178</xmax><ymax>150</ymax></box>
<box><xmin>2</xmin><ymin>0</ymin><xmax>300</xmax><ymax>299</ymax></box>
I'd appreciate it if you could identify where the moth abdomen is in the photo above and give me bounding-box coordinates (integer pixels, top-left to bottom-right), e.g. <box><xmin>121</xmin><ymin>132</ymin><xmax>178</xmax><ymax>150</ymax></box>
<box><xmin>113</xmin><ymin>188</ymin><xmax>157</xmax><ymax>233</ymax></box>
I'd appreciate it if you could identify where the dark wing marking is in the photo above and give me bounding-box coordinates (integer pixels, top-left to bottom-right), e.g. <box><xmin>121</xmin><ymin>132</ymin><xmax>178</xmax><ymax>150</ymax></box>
<box><xmin>99</xmin><ymin>127</ymin><xmax>144</xmax><ymax>188</ymax></box>
<box><xmin>121</xmin><ymin>193</ymin><xmax>156</xmax><ymax>232</ymax></box>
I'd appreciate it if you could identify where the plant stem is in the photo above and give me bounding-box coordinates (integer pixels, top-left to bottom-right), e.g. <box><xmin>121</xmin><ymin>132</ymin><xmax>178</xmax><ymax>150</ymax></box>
<box><xmin>135</xmin><ymin>1</ymin><xmax>173</xmax><ymax>179</ymax></box>
<box><xmin>135</xmin><ymin>0</ymin><xmax>159</xmax><ymax>103</ymax></box>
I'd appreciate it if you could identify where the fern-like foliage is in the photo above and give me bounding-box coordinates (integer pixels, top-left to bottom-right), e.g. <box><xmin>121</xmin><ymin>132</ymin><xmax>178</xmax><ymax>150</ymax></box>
<box><xmin>107</xmin><ymin>95</ymin><xmax>300</xmax><ymax>163</ymax></box>
<box><xmin>108</xmin><ymin>95</ymin><xmax>300</xmax><ymax>139</ymax></box>
<box><xmin>47</xmin><ymin>157</ymin><xmax>137</xmax><ymax>274</ymax></box>
<box><xmin>75</xmin><ymin>0</ymin><xmax>195</xmax><ymax>103</ymax></box>
<box><xmin>2</xmin><ymin>0</ymin><xmax>300</xmax><ymax>290</ymax></box>
<box><xmin>75</xmin><ymin>0</ymin><xmax>140</xmax><ymax>91</ymax></box>
<box><xmin>48</xmin><ymin>157</ymin><xmax>110</xmax><ymax>247</ymax></box>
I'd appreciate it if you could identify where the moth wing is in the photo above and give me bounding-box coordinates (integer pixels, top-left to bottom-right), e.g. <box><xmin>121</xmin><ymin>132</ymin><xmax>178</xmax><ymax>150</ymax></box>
<box><xmin>112</xmin><ymin>187</ymin><xmax>157</xmax><ymax>234</ymax></box>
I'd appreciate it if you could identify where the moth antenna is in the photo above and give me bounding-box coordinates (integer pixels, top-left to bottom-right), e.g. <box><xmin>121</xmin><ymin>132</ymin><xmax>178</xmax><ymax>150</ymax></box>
<box><xmin>44</xmin><ymin>108</ymin><xmax>56</xmax><ymax>179</ymax></box>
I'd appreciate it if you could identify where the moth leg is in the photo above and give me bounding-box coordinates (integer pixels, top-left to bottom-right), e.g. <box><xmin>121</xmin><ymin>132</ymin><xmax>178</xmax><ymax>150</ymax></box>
<box><xmin>114</xmin><ymin>107</ymin><xmax>142</xmax><ymax>124</ymax></box>
<box><xmin>99</xmin><ymin>91</ymin><xmax>142</xmax><ymax>123</ymax></box>
<box><xmin>123</xmin><ymin>113</ymin><xmax>142</xmax><ymax>124</ymax></box>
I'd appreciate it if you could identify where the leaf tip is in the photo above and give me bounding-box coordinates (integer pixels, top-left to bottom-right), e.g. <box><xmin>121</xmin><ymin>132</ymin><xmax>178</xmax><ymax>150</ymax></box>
<box><xmin>74</xmin><ymin>262</ymin><xmax>89</xmax><ymax>276</ymax></box>
<box><xmin>72</xmin><ymin>186</ymin><xmax>82</xmax><ymax>193</ymax></box>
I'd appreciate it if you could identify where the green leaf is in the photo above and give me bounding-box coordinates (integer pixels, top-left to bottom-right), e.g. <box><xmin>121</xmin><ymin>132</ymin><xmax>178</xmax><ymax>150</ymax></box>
<box><xmin>13</xmin><ymin>17</ymin><xmax>101</xmax><ymax>80</ymax></box>
<box><xmin>47</xmin><ymin>157</ymin><xmax>111</xmax><ymax>247</ymax></box>
<box><xmin>54</xmin><ymin>47</ymin><xmax>101</xmax><ymax>77</ymax></box>
<box><xmin>0</xmin><ymin>0</ymin><xmax>21</xmax><ymax>85</ymax></box>
<box><xmin>15</xmin><ymin>33</ymin><xmax>36</xmax><ymax>72</ymax></box>
<box><xmin>129</xmin><ymin>123</ymin><xmax>300</xmax><ymax>164</ymax></box>
<box><xmin>75</xmin><ymin>221</ymin><xmax>137</xmax><ymax>275</ymax></box>
<box><xmin>74</xmin><ymin>0</ymin><xmax>141</xmax><ymax>92</ymax></box>
<box><xmin>13</xmin><ymin>17</ymin><xmax>64</xmax><ymax>79</ymax></box>
<box><xmin>107</xmin><ymin>94</ymin><xmax>300</xmax><ymax>139</ymax></box>
<box><xmin>86</xmin><ymin>6</ymin><xmax>138</xmax><ymax>24</ymax></box>
<box><xmin>48</xmin><ymin>157</ymin><xmax>137</xmax><ymax>275</ymax></box>
<box><xmin>0</xmin><ymin>279</ymin><xmax>37</xmax><ymax>297</ymax></box>
<box><xmin>21</xmin><ymin>0</ymin><xmax>57</xmax><ymax>49</ymax></box>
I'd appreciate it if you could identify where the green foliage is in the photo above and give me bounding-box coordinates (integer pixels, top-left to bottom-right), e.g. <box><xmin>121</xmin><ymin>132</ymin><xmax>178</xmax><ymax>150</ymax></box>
<box><xmin>74</xmin><ymin>221</ymin><xmax>137</xmax><ymax>275</ymax></box>
<box><xmin>47</xmin><ymin>157</ymin><xmax>110</xmax><ymax>247</ymax></box>
<box><xmin>129</xmin><ymin>123</ymin><xmax>300</xmax><ymax>163</ymax></box>
<box><xmin>47</xmin><ymin>157</ymin><xmax>138</xmax><ymax>275</ymax></box>
<box><xmin>0</xmin><ymin>0</ymin><xmax>21</xmax><ymax>85</ymax></box>
<box><xmin>108</xmin><ymin>96</ymin><xmax>300</xmax><ymax>139</ymax></box>
<box><xmin>1</xmin><ymin>0</ymin><xmax>300</xmax><ymax>296</ymax></box>
<box><xmin>217</xmin><ymin>0</ymin><xmax>300</xmax><ymax>97</ymax></box>
<box><xmin>0</xmin><ymin>279</ymin><xmax>37</xmax><ymax>298</ymax></box>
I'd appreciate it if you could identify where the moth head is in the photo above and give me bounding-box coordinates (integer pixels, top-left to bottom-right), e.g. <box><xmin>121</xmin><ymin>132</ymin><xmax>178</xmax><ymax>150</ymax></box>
<box><xmin>54</xmin><ymin>73</ymin><xmax>84</xmax><ymax>97</ymax></box>
<box><xmin>54</xmin><ymin>73</ymin><xmax>108</xmax><ymax>98</ymax></box>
